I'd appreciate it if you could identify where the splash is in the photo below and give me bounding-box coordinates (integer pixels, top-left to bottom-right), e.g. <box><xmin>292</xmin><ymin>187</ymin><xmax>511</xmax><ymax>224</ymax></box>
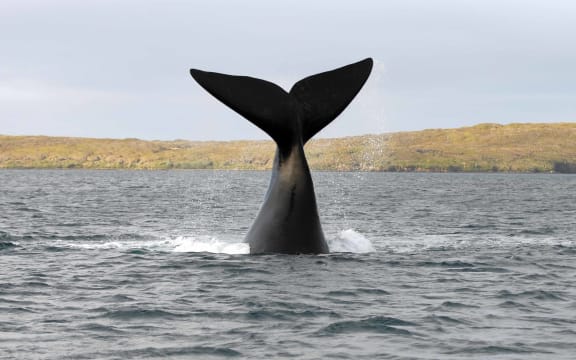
<box><xmin>50</xmin><ymin>230</ymin><xmax>375</xmax><ymax>255</ymax></box>
<box><xmin>328</xmin><ymin>229</ymin><xmax>376</xmax><ymax>253</ymax></box>
<box><xmin>170</xmin><ymin>231</ymin><xmax>376</xmax><ymax>255</ymax></box>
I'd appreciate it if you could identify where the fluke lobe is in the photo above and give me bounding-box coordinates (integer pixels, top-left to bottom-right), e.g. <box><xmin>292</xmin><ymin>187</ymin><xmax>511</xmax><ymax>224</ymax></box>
<box><xmin>189</xmin><ymin>58</ymin><xmax>373</xmax><ymax>254</ymax></box>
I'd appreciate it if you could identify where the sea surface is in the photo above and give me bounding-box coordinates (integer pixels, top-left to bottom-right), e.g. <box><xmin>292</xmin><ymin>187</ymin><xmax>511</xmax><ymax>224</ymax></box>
<box><xmin>1</xmin><ymin>170</ymin><xmax>575</xmax><ymax>359</ymax></box>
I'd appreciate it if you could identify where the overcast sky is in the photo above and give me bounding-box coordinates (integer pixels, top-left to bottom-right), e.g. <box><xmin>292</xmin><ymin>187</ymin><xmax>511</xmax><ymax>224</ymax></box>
<box><xmin>1</xmin><ymin>0</ymin><xmax>575</xmax><ymax>140</ymax></box>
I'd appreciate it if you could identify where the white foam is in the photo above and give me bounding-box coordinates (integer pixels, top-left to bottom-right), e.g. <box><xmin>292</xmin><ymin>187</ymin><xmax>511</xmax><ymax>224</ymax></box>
<box><xmin>171</xmin><ymin>236</ymin><xmax>250</xmax><ymax>254</ymax></box>
<box><xmin>55</xmin><ymin>235</ymin><xmax>249</xmax><ymax>254</ymax></box>
<box><xmin>54</xmin><ymin>231</ymin><xmax>575</xmax><ymax>256</ymax></box>
<box><xmin>60</xmin><ymin>238</ymin><xmax>175</xmax><ymax>251</ymax></box>
<box><xmin>55</xmin><ymin>231</ymin><xmax>376</xmax><ymax>255</ymax></box>
<box><xmin>172</xmin><ymin>231</ymin><xmax>377</xmax><ymax>255</ymax></box>
<box><xmin>328</xmin><ymin>229</ymin><xmax>376</xmax><ymax>253</ymax></box>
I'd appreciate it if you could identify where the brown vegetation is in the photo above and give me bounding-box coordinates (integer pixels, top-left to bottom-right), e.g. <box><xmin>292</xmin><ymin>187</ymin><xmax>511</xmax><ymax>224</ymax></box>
<box><xmin>1</xmin><ymin>123</ymin><xmax>575</xmax><ymax>172</ymax></box>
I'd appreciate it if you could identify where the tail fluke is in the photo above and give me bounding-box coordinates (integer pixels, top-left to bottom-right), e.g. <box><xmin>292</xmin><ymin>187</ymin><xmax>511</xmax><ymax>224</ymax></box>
<box><xmin>189</xmin><ymin>69</ymin><xmax>296</xmax><ymax>148</ymax></box>
<box><xmin>190</xmin><ymin>58</ymin><xmax>373</xmax><ymax>146</ymax></box>
<box><xmin>290</xmin><ymin>58</ymin><xmax>373</xmax><ymax>143</ymax></box>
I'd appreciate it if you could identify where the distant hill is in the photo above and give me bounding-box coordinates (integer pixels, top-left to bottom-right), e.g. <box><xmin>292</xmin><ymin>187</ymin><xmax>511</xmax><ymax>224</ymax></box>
<box><xmin>1</xmin><ymin>123</ymin><xmax>575</xmax><ymax>172</ymax></box>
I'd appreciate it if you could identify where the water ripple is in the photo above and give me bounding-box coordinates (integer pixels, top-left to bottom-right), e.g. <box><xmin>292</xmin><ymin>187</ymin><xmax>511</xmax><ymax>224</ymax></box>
<box><xmin>318</xmin><ymin>316</ymin><xmax>418</xmax><ymax>336</ymax></box>
<box><xmin>2</xmin><ymin>170</ymin><xmax>576</xmax><ymax>359</ymax></box>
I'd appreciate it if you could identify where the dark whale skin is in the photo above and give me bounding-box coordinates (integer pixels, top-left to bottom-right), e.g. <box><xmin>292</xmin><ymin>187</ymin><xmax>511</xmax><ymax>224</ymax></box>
<box><xmin>190</xmin><ymin>58</ymin><xmax>373</xmax><ymax>254</ymax></box>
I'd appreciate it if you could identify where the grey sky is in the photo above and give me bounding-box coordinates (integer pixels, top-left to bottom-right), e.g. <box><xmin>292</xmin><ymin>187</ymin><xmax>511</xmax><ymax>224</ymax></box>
<box><xmin>1</xmin><ymin>0</ymin><xmax>574</xmax><ymax>140</ymax></box>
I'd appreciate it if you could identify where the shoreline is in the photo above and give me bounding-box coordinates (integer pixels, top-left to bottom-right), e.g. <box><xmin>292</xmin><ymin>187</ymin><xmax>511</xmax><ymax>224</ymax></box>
<box><xmin>1</xmin><ymin>122</ymin><xmax>575</xmax><ymax>173</ymax></box>
<box><xmin>0</xmin><ymin>167</ymin><xmax>569</xmax><ymax>174</ymax></box>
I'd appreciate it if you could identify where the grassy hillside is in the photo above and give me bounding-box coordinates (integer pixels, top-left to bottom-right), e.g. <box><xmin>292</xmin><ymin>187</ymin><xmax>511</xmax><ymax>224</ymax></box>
<box><xmin>1</xmin><ymin>123</ymin><xmax>575</xmax><ymax>172</ymax></box>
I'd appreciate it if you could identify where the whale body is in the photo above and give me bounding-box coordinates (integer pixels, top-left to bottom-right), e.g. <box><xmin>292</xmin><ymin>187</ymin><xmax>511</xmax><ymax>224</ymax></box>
<box><xmin>189</xmin><ymin>58</ymin><xmax>373</xmax><ymax>254</ymax></box>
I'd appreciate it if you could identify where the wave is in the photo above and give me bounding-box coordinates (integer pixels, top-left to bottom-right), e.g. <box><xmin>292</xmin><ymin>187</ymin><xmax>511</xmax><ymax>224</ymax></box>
<box><xmin>446</xmin><ymin>344</ymin><xmax>552</xmax><ymax>355</ymax></box>
<box><xmin>496</xmin><ymin>289</ymin><xmax>568</xmax><ymax>301</ymax></box>
<box><xmin>0</xmin><ymin>241</ymin><xmax>18</xmax><ymax>250</ymax></box>
<box><xmin>377</xmin><ymin>234</ymin><xmax>576</xmax><ymax>254</ymax></box>
<box><xmin>97</xmin><ymin>308</ymin><xmax>185</xmax><ymax>320</ymax></box>
<box><xmin>111</xmin><ymin>346</ymin><xmax>242</xmax><ymax>358</ymax></box>
<box><xmin>318</xmin><ymin>316</ymin><xmax>417</xmax><ymax>336</ymax></box>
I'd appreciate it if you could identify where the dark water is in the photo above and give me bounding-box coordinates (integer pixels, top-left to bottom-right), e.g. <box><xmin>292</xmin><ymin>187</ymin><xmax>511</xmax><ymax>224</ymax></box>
<box><xmin>1</xmin><ymin>170</ymin><xmax>575</xmax><ymax>359</ymax></box>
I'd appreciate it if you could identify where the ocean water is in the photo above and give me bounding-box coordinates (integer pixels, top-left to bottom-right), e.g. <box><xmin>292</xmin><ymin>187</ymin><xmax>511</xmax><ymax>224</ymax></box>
<box><xmin>1</xmin><ymin>170</ymin><xmax>575</xmax><ymax>359</ymax></box>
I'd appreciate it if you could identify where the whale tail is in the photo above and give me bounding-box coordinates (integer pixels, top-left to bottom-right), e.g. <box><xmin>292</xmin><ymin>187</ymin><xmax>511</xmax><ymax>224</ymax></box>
<box><xmin>189</xmin><ymin>58</ymin><xmax>373</xmax><ymax>147</ymax></box>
